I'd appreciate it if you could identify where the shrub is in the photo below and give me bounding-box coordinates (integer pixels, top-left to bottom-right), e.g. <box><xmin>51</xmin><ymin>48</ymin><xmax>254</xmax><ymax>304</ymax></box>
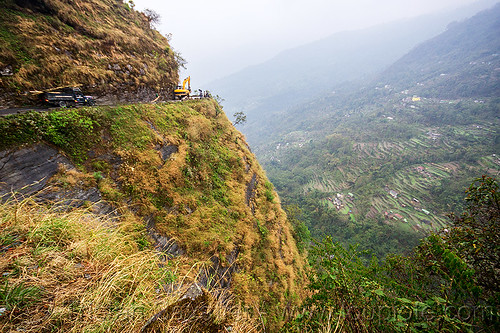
<box><xmin>264</xmin><ymin>181</ymin><xmax>275</xmax><ymax>202</ymax></box>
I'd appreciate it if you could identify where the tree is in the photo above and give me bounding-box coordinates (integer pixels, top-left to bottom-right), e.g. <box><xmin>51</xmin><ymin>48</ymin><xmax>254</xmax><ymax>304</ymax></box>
<box><xmin>174</xmin><ymin>51</ymin><xmax>187</xmax><ymax>70</ymax></box>
<box><xmin>284</xmin><ymin>176</ymin><xmax>499</xmax><ymax>332</ymax></box>
<box><xmin>285</xmin><ymin>205</ymin><xmax>310</xmax><ymax>253</ymax></box>
<box><xmin>212</xmin><ymin>95</ymin><xmax>224</xmax><ymax>116</ymax></box>
<box><xmin>446</xmin><ymin>176</ymin><xmax>499</xmax><ymax>298</ymax></box>
<box><xmin>233</xmin><ymin>112</ymin><xmax>246</xmax><ymax>126</ymax></box>
<box><xmin>143</xmin><ymin>8</ymin><xmax>160</xmax><ymax>29</ymax></box>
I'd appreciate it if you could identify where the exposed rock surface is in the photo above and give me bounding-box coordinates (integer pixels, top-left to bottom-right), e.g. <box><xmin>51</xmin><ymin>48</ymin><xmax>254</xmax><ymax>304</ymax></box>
<box><xmin>198</xmin><ymin>247</ymin><xmax>239</xmax><ymax>290</ymax></box>
<box><xmin>0</xmin><ymin>144</ymin><xmax>71</xmax><ymax>197</ymax></box>
<box><xmin>39</xmin><ymin>186</ymin><xmax>118</xmax><ymax>218</ymax></box>
<box><xmin>246</xmin><ymin>173</ymin><xmax>257</xmax><ymax>214</ymax></box>
<box><xmin>148</xmin><ymin>228</ymin><xmax>185</xmax><ymax>258</ymax></box>
<box><xmin>0</xmin><ymin>143</ymin><xmax>117</xmax><ymax>217</ymax></box>
<box><xmin>139</xmin><ymin>282</ymin><xmax>226</xmax><ymax>333</ymax></box>
<box><xmin>157</xmin><ymin>144</ymin><xmax>178</xmax><ymax>162</ymax></box>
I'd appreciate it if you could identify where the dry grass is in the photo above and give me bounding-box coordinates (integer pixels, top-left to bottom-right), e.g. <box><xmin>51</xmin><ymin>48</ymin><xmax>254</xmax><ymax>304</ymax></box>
<box><xmin>0</xmin><ymin>196</ymin><xmax>258</xmax><ymax>332</ymax></box>
<box><xmin>116</xmin><ymin>100</ymin><xmax>307</xmax><ymax>328</ymax></box>
<box><xmin>0</xmin><ymin>0</ymin><xmax>179</xmax><ymax>104</ymax></box>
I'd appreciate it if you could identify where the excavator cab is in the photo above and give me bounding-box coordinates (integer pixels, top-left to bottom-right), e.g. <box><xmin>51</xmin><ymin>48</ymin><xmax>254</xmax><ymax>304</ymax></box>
<box><xmin>174</xmin><ymin>76</ymin><xmax>191</xmax><ymax>100</ymax></box>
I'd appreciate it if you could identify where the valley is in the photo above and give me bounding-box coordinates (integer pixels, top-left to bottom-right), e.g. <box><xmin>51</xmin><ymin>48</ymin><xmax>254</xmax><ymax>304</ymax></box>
<box><xmin>216</xmin><ymin>5</ymin><xmax>500</xmax><ymax>259</ymax></box>
<box><xmin>260</xmin><ymin>92</ymin><xmax>499</xmax><ymax>256</ymax></box>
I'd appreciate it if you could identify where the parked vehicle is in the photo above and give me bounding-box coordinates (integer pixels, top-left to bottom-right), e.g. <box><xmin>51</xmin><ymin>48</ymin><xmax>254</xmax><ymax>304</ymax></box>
<box><xmin>41</xmin><ymin>87</ymin><xmax>95</xmax><ymax>107</ymax></box>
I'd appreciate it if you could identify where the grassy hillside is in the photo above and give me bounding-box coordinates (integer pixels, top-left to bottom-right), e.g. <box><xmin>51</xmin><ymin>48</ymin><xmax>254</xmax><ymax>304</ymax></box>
<box><xmin>0</xmin><ymin>99</ymin><xmax>306</xmax><ymax>331</ymax></box>
<box><xmin>0</xmin><ymin>0</ymin><xmax>179</xmax><ymax>106</ymax></box>
<box><xmin>0</xmin><ymin>199</ymin><xmax>259</xmax><ymax>332</ymax></box>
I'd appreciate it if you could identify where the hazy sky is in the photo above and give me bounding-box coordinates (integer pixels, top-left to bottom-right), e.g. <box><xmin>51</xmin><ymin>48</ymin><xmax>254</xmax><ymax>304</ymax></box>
<box><xmin>133</xmin><ymin>0</ymin><xmax>481</xmax><ymax>86</ymax></box>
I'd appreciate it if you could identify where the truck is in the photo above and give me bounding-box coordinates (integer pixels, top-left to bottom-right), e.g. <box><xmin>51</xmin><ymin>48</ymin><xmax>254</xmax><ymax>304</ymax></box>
<box><xmin>40</xmin><ymin>87</ymin><xmax>95</xmax><ymax>107</ymax></box>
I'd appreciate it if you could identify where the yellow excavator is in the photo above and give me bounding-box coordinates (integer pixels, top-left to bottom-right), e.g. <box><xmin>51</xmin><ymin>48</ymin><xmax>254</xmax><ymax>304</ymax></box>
<box><xmin>173</xmin><ymin>76</ymin><xmax>191</xmax><ymax>100</ymax></box>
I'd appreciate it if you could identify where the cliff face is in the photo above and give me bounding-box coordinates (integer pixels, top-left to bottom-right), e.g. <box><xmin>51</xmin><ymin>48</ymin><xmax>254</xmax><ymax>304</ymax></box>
<box><xmin>0</xmin><ymin>99</ymin><xmax>306</xmax><ymax>331</ymax></box>
<box><xmin>0</xmin><ymin>0</ymin><xmax>179</xmax><ymax>106</ymax></box>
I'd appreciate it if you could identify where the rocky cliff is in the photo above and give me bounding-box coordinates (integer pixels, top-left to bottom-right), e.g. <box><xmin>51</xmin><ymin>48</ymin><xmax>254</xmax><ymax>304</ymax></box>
<box><xmin>0</xmin><ymin>99</ymin><xmax>306</xmax><ymax>331</ymax></box>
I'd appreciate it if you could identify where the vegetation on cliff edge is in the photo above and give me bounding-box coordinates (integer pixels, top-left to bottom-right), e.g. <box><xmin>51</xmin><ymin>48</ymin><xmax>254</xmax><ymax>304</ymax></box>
<box><xmin>0</xmin><ymin>99</ymin><xmax>307</xmax><ymax>331</ymax></box>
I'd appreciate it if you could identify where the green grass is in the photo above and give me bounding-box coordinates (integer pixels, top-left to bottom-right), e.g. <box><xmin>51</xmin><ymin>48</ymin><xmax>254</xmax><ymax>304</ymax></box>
<box><xmin>0</xmin><ymin>280</ymin><xmax>42</xmax><ymax>311</ymax></box>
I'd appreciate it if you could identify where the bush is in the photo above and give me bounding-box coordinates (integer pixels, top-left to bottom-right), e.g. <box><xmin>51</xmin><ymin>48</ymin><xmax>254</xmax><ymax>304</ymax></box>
<box><xmin>264</xmin><ymin>181</ymin><xmax>275</xmax><ymax>202</ymax></box>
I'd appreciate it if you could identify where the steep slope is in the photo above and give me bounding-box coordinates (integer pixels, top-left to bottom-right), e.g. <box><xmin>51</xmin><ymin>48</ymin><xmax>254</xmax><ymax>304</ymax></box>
<box><xmin>0</xmin><ymin>99</ymin><xmax>306</xmax><ymax>331</ymax></box>
<box><xmin>0</xmin><ymin>0</ymin><xmax>179</xmax><ymax>107</ymax></box>
<box><xmin>244</xmin><ymin>5</ymin><xmax>500</xmax><ymax>258</ymax></box>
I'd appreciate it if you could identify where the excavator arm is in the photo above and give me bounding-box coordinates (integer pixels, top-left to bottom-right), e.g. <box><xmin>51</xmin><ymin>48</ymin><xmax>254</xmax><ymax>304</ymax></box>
<box><xmin>182</xmin><ymin>76</ymin><xmax>191</xmax><ymax>90</ymax></box>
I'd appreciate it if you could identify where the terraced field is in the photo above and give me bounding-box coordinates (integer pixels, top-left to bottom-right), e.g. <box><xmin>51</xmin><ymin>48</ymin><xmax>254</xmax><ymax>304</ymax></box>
<box><xmin>293</xmin><ymin>120</ymin><xmax>499</xmax><ymax>233</ymax></box>
<box><xmin>368</xmin><ymin>162</ymin><xmax>459</xmax><ymax>230</ymax></box>
<box><xmin>262</xmin><ymin>97</ymin><xmax>499</xmax><ymax>253</ymax></box>
<box><xmin>307</xmin><ymin>173</ymin><xmax>345</xmax><ymax>192</ymax></box>
<box><xmin>478</xmin><ymin>155</ymin><xmax>500</xmax><ymax>175</ymax></box>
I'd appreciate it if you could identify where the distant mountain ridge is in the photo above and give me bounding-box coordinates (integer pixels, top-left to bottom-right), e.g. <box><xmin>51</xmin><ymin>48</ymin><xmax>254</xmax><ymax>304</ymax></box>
<box><xmin>377</xmin><ymin>2</ymin><xmax>500</xmax><ymax>98</ymax></box>
<box><xmin>241</xmin><ymin>2</ymin><xmax>500</xmax><ymax>149</ymax></box>
<box><xmin>208</xmin><ymin>0</ymin><xmax>498</xmax><ymax>124</ymax></box>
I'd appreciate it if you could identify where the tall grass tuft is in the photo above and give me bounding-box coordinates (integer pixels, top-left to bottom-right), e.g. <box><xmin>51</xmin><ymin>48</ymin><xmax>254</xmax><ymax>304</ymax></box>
<box><xmin>0</xmin><ymin>197</ymin><xmax>257</xmax><ymax>332</ymax></box>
